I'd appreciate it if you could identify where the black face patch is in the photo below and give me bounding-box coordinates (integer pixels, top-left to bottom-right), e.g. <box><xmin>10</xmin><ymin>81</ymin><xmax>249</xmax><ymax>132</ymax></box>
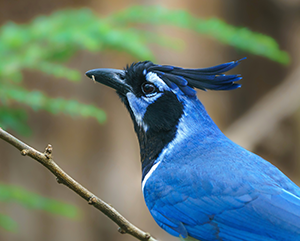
<box><xmin>143</xmin><ymin>91</ymin><xmax>184</xmax><ymax>131</ymax></box>
<box><xmin>121</xmin><ymin>62</ymin><xmax>185</xmax><ymax>179</ymax></box>
<box><xmin>140</xmin><ymin>92</ymin><xmax>184</xmax><ymax>179</ymax></box>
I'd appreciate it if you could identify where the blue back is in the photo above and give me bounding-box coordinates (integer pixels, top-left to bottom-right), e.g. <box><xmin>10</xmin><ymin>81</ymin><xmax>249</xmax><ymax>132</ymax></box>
<box><xmin>143</xmin><ymin>98</ymin><xmax>300</xmax><ymax>241</ymax></box>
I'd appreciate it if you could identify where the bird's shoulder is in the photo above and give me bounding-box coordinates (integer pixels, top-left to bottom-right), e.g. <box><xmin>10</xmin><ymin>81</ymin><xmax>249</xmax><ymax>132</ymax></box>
<box><xmin>143</xmin><ymin>138</ymin><xmax>300</xmax><ymax>240</ymax></box>
<box><xmin>143</xmin><ymin>145</ymin><xmax>300</xmax><ymax>240</ymax></box>
<box><xmin>149</xmin><ymin>137</ymin><xmax>299</xmax><ymax>194</ymax></box>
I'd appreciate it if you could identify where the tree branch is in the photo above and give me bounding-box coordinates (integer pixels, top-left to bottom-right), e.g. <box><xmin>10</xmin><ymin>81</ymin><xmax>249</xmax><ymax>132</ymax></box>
<box><xmin>0</xmin><ymin>127</ymin><xmax>157</xmax><ymax>241</ymax></box>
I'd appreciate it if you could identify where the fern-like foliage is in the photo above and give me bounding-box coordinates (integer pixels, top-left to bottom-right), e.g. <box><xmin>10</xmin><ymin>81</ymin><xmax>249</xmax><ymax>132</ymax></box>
<box><xmin>111</xmin><ymin>6</ymin><xmax>290</xmax><ymax>64</ymax></box>
<box><xmin>0</xmin><ymin>5</ymin><xmax>289</xmax><ymax>135</ymax></box>
<box><xmin>0</xmin><ymin>5</ymin><xmax>290</xmax><ymax>233</ymax></box>
<box><xmin>0</xmin><ymin>214</ymin><xmax>17</xmax><ymax>232</ymax></box>
<box><xmin>0</xmin><ymin>184</ymin><xmax>79</xmax><ymax>232</ymax></box>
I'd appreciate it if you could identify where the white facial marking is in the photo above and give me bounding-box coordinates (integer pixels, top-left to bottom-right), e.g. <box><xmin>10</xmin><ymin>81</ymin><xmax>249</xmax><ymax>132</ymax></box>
<box><xmin>146</xmin><ymin>72</ymin><xmax>171</xmax><ymax>92</ymax></box>
<box><xmin>126</xmin><ymin>92</ymin><xmax>163</xmax><ymax>132</ymax></box>
<box><xmin>126</xmin><ymin>93</ymin><xmax>148</xmax><ymax>130</ymax></box>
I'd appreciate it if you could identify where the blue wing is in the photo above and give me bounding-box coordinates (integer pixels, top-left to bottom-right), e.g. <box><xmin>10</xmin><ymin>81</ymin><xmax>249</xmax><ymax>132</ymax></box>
<box><xmin>143</xmin><ymin>142</ymin><xmax>300</xmax><ymax>241</ymax></box>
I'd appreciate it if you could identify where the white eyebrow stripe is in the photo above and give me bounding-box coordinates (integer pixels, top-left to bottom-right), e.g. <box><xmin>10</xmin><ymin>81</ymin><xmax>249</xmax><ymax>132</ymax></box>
<box><xmin>146</xmin><ymin>72</ymin><xmax>171</xmax><ymax>92</ymax></box>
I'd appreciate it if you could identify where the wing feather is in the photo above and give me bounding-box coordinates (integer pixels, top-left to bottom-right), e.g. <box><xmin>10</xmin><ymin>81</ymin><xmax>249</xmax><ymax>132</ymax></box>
<box><xmin>146</xmin><ymin>179</ymin><xmax>300</xmax><ymax>240</ymax></box>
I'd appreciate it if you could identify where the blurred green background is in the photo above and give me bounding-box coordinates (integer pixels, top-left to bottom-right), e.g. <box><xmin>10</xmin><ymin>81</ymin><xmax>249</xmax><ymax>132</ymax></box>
<box><xmin>0</xmin><ymin>1</ymin><xmax>300</xmax><ymax>241</ymax></box>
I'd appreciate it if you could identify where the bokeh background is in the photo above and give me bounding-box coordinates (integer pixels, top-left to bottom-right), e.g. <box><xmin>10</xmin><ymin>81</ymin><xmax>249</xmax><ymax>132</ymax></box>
<box><xmin>1</xmin><ymin>0</ymin><xmax>300</xmax><ymax>241</ymax></box>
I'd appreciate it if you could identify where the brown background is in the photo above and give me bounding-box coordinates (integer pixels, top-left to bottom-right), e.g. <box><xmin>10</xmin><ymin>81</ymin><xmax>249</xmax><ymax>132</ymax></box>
<box><xmin>1</xmin><ymin>1</ymin><xmax>300</xmax><ymax>241</ymax></box>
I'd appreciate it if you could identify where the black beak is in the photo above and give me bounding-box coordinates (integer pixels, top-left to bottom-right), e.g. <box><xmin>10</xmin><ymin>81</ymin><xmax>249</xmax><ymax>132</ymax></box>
<box><xmin>85</xmin><ymin>68</ymin><xmax>131</xmax><ymax>94</ymax></box>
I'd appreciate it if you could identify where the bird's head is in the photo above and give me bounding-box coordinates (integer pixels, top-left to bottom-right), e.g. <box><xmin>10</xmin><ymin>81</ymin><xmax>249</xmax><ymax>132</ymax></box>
<box><xmin>86</xmin><ymin>59</ymin><xmax>244</xmax><ymax>170</ymax></box>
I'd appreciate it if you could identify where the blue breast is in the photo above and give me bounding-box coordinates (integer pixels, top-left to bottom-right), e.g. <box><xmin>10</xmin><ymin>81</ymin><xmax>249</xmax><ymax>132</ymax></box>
<box><xmin>142</xmin><ymin>97</ymin><xmax>300</xmax><ymax>241</ymax></box>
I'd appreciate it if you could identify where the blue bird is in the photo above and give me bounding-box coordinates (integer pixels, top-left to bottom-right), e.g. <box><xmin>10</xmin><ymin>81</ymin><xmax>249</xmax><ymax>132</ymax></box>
<box><xmin>86</xmin><ymin>59</ymin><xmax>300</xmax><ymax>241</ymax></box>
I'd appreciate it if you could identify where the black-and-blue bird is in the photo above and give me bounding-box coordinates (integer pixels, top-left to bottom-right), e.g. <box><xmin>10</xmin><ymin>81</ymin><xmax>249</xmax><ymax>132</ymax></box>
<box><xmin>86</xmin><ymin>59</ymin><xmax>300</xmax><ymax>241</ymax></box>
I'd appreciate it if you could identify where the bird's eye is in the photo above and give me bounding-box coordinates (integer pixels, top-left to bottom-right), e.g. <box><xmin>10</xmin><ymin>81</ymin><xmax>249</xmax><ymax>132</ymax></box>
<box><xmin>141</xmin><ymin>83</ymin><xmax>157</xmax><ymax>96</ymax></box>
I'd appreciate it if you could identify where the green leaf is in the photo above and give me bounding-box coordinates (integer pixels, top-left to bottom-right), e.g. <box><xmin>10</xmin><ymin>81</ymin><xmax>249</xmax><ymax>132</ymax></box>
<box><xmin>0</xmin><ymin>213</ymin><xmax>18</xmax><ymax>232</ymax></box>
<box><xmin>0</xmin><ymin>184</ymin><xmax>79</xmax><ymax>219</ymax></box>
<box><xmin>110</xmin><ymin>5</ymin><xmax>290</xmax><ymax>64</ymax></box>
<box><xmin>30</xmin><ymin>62</ymin><xmax>81</xmax><ymax>81</ymax></box>
<box><xmin>0</xmin><ymin>86</ymin><xmax>106</xmax><ymax>124</ymax></box>
<box><xmin>0</xmin><ymin>107</ymin><xmax>31</xmax><ymax>136</ymax></box>
<box><xmin>0</xmin><ymin>6</ymin><xmax>290</xmax><ymax>137</ymax></box>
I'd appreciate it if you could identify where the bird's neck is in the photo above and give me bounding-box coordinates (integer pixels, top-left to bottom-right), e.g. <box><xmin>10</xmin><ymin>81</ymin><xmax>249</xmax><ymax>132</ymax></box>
<box><xmin>138</xmin><ymin>96</ymin><xmax>223</xmax><ymax>180</ymax></box>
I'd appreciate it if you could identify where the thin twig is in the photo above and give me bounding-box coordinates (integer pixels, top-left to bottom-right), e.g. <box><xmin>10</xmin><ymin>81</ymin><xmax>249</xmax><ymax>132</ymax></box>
<box><xmin>0</xmin><ymin>127</ymin><xmax>157</xmax><ymax>241</ymax></box>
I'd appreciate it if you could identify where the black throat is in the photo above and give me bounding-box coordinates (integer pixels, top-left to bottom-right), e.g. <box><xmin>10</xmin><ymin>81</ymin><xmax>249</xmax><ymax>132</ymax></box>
<box><xmin>121</xmin><ymin>92</ymin><xmax>184</xmax><ymax>180</ymax></box>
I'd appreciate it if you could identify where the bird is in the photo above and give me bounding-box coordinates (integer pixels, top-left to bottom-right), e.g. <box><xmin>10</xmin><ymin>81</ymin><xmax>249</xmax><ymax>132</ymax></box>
<box><xmin>86</xmin><ymin>59</ymin><xmax>300</xmax><ymax>241</ymax></box>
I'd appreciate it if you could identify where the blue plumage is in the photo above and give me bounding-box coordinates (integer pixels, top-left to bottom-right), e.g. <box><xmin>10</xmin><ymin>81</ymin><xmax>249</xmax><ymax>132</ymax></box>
<box><xmin>143</xmin><ymin>98</ymin><xmax>300</xmax><ymax>240</ymax></box>
<box><xmin>86</xmin><ymin>59</ymin><xmax>300</xmax><ymax>241</ymax></box>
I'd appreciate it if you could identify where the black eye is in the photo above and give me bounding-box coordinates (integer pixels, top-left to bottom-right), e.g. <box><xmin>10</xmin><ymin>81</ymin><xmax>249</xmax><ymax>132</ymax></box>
<box><xmin>141</xmin><ymin>82</ymin><xmax>157</xmax><ymax>96</ymax></box>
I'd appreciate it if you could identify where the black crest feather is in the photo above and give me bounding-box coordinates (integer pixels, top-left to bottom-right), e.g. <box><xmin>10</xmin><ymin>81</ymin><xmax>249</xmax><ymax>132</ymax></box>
<box><xmin>126</xmin><ymin>58</ymin><xmax>245</xmax><ymax>97</ymax></box>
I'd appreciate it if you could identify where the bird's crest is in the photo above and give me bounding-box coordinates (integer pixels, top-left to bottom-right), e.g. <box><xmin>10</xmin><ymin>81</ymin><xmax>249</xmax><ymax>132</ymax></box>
<box><xmin>126</xmin><ymin>58</ymin><xmax>245</xmax><ymax>97</ymax></box>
